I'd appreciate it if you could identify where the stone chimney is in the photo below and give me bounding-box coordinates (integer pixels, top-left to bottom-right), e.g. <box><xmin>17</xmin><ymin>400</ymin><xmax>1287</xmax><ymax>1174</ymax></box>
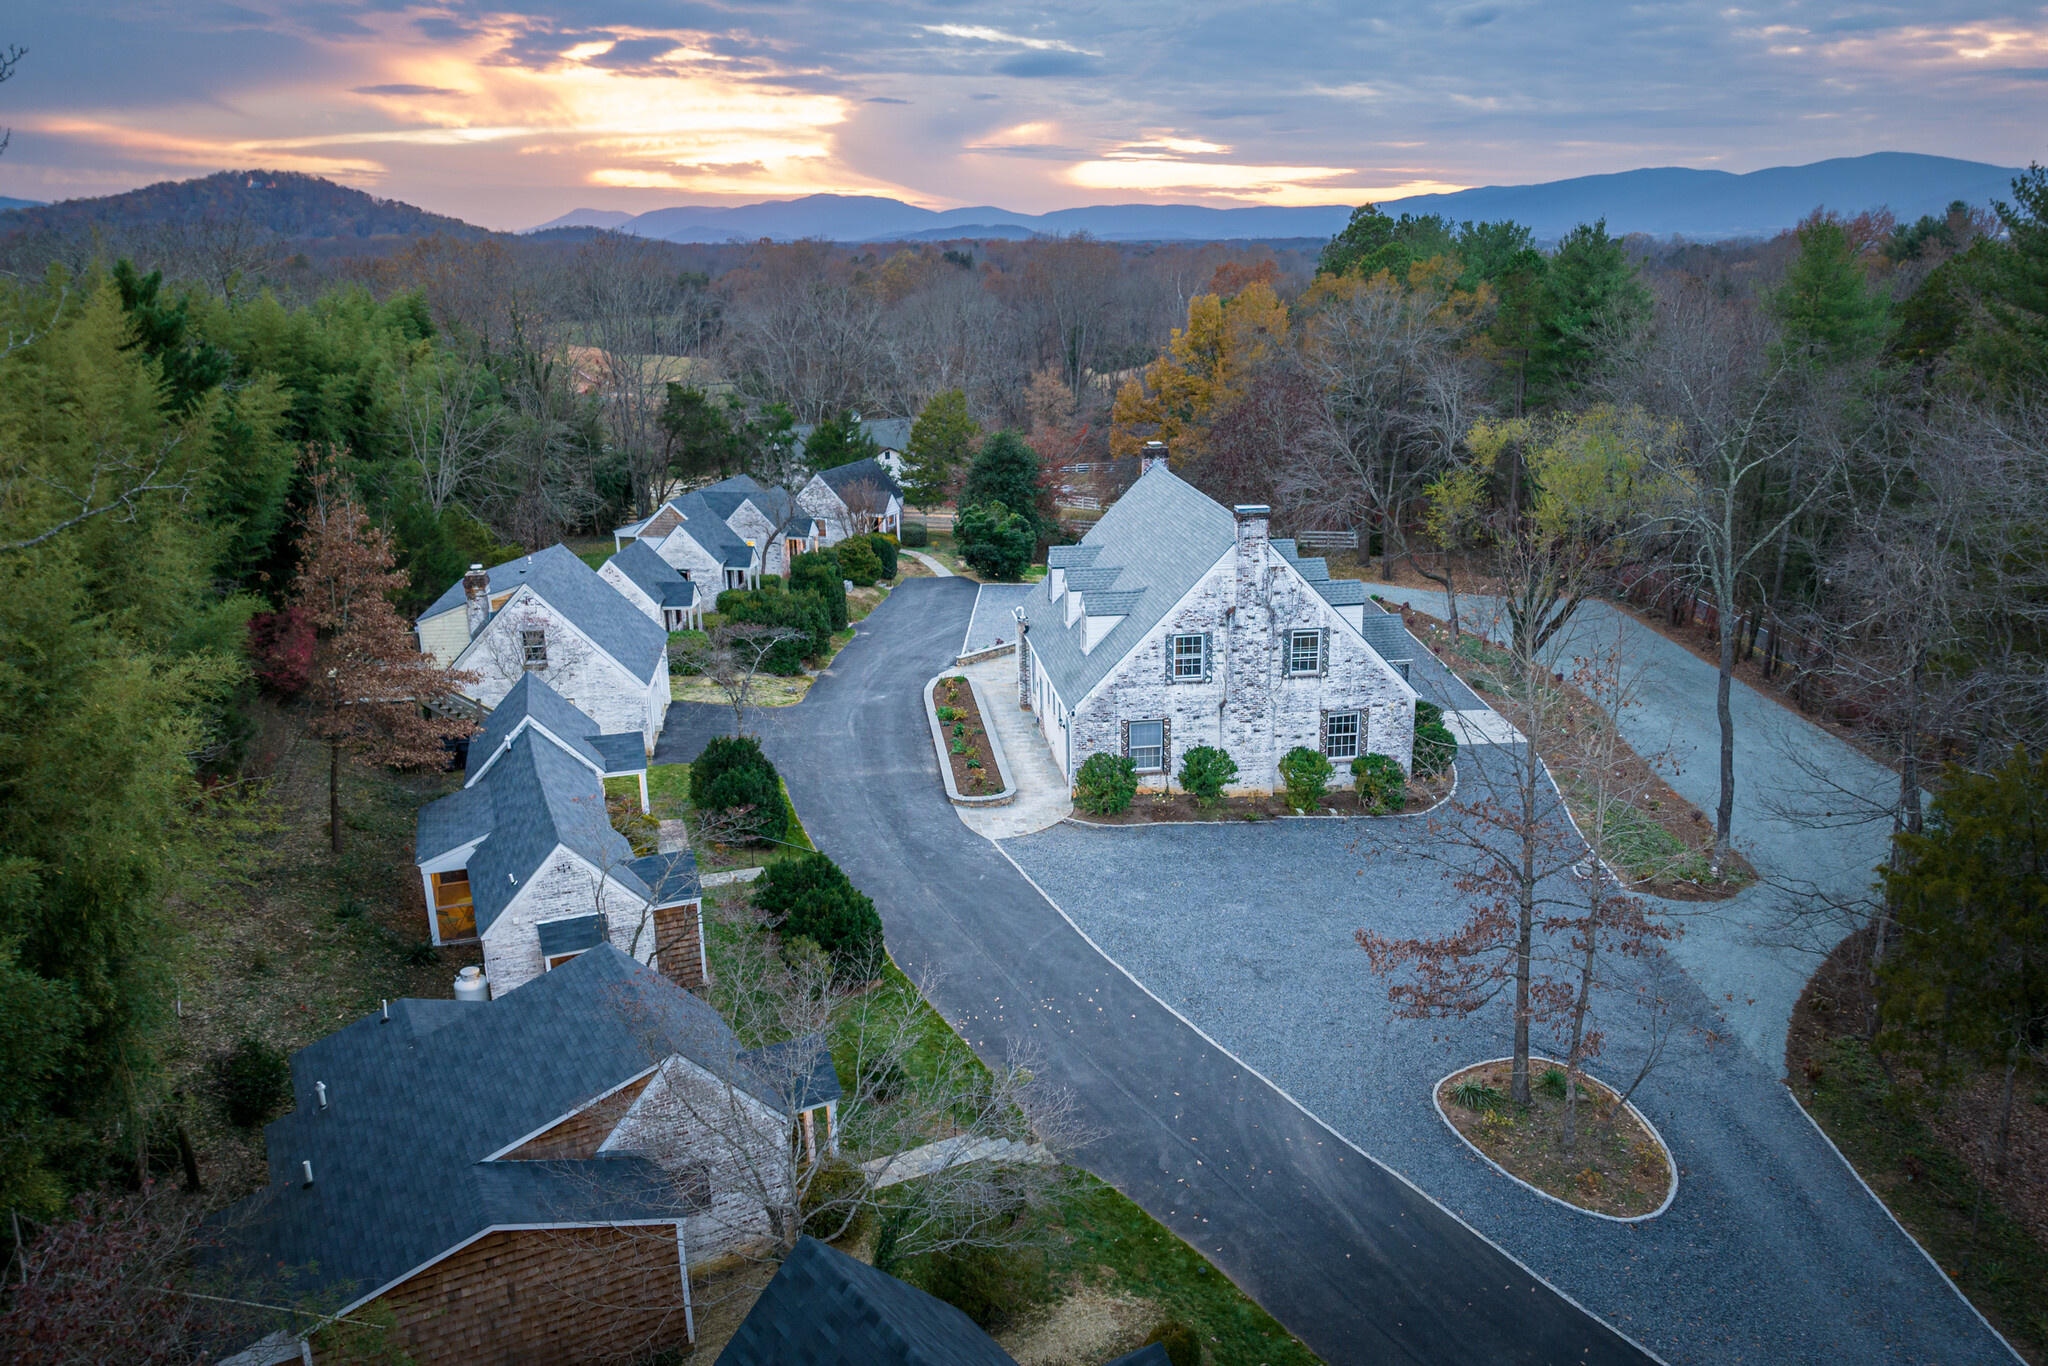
<box><xmin>462</xmin><ymin>564</ymin><xmax>490</xmax><ymax>639</ymax></box>
<box><xmin>1232</xmin><ymin>505</ymin><xmax>1270</xmax><ymax>608</ymax></box>
<box><xmin>1140</xmin><ymin>440</ymin><xmax>1169</xmax><ymax>476</ymax></box>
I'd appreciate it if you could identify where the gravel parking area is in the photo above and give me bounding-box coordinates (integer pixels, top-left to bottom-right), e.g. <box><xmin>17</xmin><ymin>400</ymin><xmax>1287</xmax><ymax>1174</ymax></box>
<box><xmin>961</xmin><ymin>583</ymin><xmax>1034</xmax><ymax>658</ymax></box>
<box><xmin>1002</xmin><ymin>759</ymin><xmax>2014</xmax><ymax>1365</ymax></box>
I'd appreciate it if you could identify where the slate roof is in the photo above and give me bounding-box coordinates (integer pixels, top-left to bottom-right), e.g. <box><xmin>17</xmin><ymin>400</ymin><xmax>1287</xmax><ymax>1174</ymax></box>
<box><xmin>627</xmin><ymin>850</ymin><xmax>703</xmax><ymax>907</ymax></box>
<box><xmin>816</xmin><ymin>456</ymin><xmax>903</xmax><ymax>503</ymax></box>
<box><xmin>661</xmin><ymin>490</ymin><xmax>759</xmax><ymax>570</ymax></box>
<box><xmin>606</xmin><ymin>539</ymin><xmax>696</xmax><ymax>611</ymax></box>
<box><xmin>589</xmin><ymin>732</ymin><xmax>649</xmax><ymax>774</ymax></box>
<box><xmin>718</xmin><ymin>1236</ymin><xmax>1019</xmax><ymax>1366</ymax></box>
<box><xmin>1016</xmin><ymin>464</ymin><xmax>1235</xmax><ymax>707</ymax></box>
<box><xmin>217</xmin><ymin>947</ymin><xmax>782</xmax><ymax>1313</ymax></box>
<box><xmin>418</xmin><ymin>731</ymin><xmax>650</xmax><ymax>936</ymax></box>
<box><xmin>439</xmin><ymin>544</ymin><xmax>668</xmax><ymax>685</ymax></box>
<box><xmin>1271</xmin><ymin>539</ymin><xmax>1368</xmax><ymax>607</ymax></box>
<box><xmin>740</xmin><ymin>1037</ymin><xmax>843</xmax><ymax>1113</ymax></box>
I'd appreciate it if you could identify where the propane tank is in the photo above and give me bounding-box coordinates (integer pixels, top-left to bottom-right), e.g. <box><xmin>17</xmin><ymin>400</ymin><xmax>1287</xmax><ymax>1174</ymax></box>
<box><xmin>453</xmin><ymin>966</ymin><xmax>490</xmax><ymax>1002</ymax></box>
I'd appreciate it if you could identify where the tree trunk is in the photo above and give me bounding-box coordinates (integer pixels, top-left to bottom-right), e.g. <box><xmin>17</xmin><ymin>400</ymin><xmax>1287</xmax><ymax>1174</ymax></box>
<box><xmin>1712</xmin><ymin>593</ymin><xmax>1737</xmax><ymax>875</ymax></box>
<box><xmin>1995</xmin><ymin>1054</ymin><xmax>2019</xmax><ymax>1177</ymax></box>
<box><xmin>329</xmin><ymin>740</ymin><xmax>343</xmax><ymax>854</ymax></box>
<box><xmin>1561</xmin><ymin>915</ymin><xmax>1598</xmax><ymax>1157</ymax></box>
<box><xmin>1512</xmin><ymin>875</ymin><xmax>1535</xmax><ymax>1105</ymax></box>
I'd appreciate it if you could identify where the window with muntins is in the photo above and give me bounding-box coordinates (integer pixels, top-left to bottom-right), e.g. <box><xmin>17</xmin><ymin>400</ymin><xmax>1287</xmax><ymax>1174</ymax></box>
<box><xmin>1288</xmin><ymin>629</ymin><xmax>1323</xmax><ymax>676</ymax></box>
<box><xmin>1171</xmin><ymin>633</ymin><xmax>1206</xmax><ymax>679</ymax></box>
<box><xmin>521</xmin><ymin>629</ymin><xmax>548</xmax><ymax>669</ymax></box>
<box><xmin>1325</xmin><ymin>711</ymin><xmax>1361</xmax><ymax>759</ymax></box>
<box><xmin>1128</xmin><ymin>719</ymin><xmax>1165</xmax><ymax>772</ymax></box>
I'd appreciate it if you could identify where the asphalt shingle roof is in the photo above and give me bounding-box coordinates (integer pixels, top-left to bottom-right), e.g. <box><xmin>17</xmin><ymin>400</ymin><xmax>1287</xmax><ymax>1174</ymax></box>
<box><xmin>794</xmin><ymin>418</ymin><xmax>911</xmax><ymax>458</ymax></box>
<box><xmin>219</xmin><ymin>947</ymin><xmax>777</xmax><ymax>1312</ymax></box>
<box><xmin>607</xmin><ymin>538</ymin><xmax>693</xmax><ymax>606</ymax></box>
<box><xmin>738</xmin><ymin>1037</ymin><xmax>843</xmax><ymax>1113</ymax></box>
<box><xmin>663</xmin><ymin>490</ymin><xmax>760</xmax><ymax>571</ymax></box>
<box><xmin>536</xmin><ymin>913</ymin><xmax>606</xmax><ymax>958</ymax></box>
<box><xmin>589</xmin><ymin>732</ymin><xmax>649</xmax><ymax>774</ymax></box>
<box><xmin>627</xmin><ymin>850</ymin><xmax>703</xmax><ymax>907</ymax></box>
<box><xmin>421</xmin><ymin>730</ymin><xmax>649</xmax><ymax>936</ymax></box>
<box><xmin>1017</xmin><ymin>464</ymin><xmax>1236</xmax><ymax>708</ymax></box>
<box><xmin>467</xmin><ymin>673</ymin><xmax>608</xmax><ymax>778</ymax></box>
<box><xmin>718</xmin><ymin>1236</ymin><xmax>1018</xmax><ymax>1366</ymax></box>
<box><xmin>816</xmin><ymin>456</ymin><xmax>903</xmax><ymax>502</ymax></box>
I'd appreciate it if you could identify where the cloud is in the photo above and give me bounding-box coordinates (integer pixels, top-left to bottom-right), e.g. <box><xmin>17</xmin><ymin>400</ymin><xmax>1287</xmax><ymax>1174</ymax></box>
<box><xmin>351</xmin><ymin>84</ymin><xmax>465</xmax><ymax>97</ymax></box>
<box><xmin>865</xmin><ymin>96</ymin><xmax>911</xmax><ymax>104</ymax></box>
<box><xmin>993</xmin><ymin>52</ymin><xmax>1104</xmax><ymax>78</ymax></box>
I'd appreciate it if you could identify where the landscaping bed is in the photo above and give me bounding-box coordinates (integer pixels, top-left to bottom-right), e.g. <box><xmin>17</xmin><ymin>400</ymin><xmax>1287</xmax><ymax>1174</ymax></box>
<box><xmin>1436</xmin><ymin>1058</ymin><xmax>1673</xmax><ymax>1219</ymax></box>
<box><xmin>1071</xmin><ymin>768</ymin><xmax>1455</xmax><ymax>824</ymax></box>
<box><xmin>933</xmin><ymin>674</ymin><xmax>1004</xmax><ymax>798</ymax></box>
<box><xmin>1788</xmin><ymin>930</ymin><xmax>2048</xmax><ymax>1361</ymax></box>
<box><xmin>1397</xmin><ymin>605</ymin><xmax>1755</xmax><ymax>900</ymax></box>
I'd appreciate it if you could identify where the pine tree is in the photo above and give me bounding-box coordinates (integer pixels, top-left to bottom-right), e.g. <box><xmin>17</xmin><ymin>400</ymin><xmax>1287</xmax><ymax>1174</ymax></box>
<box><xmin>1530</xmin><ymin>221</ymin><xmax>1650</xmax><ymax>402</ymax></box>
<box><xmin>802</xmin><ymin>409</ymin><xmax>880</xmax><ymax>474</ymax></box>
<box><xmin>1770</xmin><ymin>215</ymin><xmax>1887</xmax><ymax>361</ymax></box>
<box><xmin>291</xmin><ymin>464</ymin><xmax>478</xmax><ymax>851</ymax></box>
<box><xmin>959</xmin><ymin>429</ymin><xmax>1047</xmax><ymax>540</ymax></box>
<box><xmin>902</xmin><ymin>389</ymin><xmax>980</xmax><ymax>508</ymax></box>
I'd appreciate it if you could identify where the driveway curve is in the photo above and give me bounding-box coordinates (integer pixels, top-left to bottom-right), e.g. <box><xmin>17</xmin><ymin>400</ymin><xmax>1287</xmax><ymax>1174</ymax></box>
<box><xmin>737</xmin><ymin>577</ymin><xmax>1653</xmax><ymax>1366</ymax></box>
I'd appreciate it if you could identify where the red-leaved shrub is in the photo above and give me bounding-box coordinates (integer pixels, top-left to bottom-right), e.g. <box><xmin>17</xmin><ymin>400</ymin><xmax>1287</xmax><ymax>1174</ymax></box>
<box><xmin>247</xmin><ymin>606</ymin><xmax>314</xmax><ymax>697</ymax></box>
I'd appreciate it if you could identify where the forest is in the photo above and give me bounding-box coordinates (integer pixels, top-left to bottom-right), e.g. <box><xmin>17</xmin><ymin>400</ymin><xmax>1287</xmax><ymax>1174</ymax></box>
<box><xmin>0</xmin><ymin>154</ymin><xmax>2045</xmax><ymax>1354</ymax></box>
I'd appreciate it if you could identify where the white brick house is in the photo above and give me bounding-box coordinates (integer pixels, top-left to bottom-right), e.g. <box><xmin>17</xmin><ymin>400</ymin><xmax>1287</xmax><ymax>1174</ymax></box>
<box><xmin>416</xmin><ymin>545</ymin><xmax>672</xmax><ymax>754</ymax></box>
<box><xmin>614</xmin><ymin>477</ymin><xmax>823</xmax><ymax>585</ymax></box>
<box><xmin>1014</xmin><ymin>462</ymin><xmax>1418</xmax><ymax>794</ymax></box>
<box><xmin>415</xmin><ymin>724</ymin><xmax>705</xmax><ymax>996</ymax></box>
<box><xmin>797</xmin><ymin>457</ymin><xmax>903</xmax><ymax>545</ymax></box>
<box><xmin>601</xmin><ymin>538</ymin><xmax>702</xmax><ymax>631</ymax></box>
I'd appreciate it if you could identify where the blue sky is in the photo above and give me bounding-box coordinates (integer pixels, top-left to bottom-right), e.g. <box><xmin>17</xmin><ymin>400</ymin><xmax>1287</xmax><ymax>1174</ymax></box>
<box><xmin>3</xmin><ymin>2</ymin><xmax>2044</xmax><ymax>228</ymax></box>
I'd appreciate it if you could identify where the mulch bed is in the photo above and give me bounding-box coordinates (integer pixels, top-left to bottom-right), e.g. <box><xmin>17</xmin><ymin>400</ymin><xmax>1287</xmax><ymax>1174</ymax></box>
<box><xmin>935</xmin><ymin>674</ymin><xmax>1004</xmax><ymax>798</ymax></box>
<box><xmin>1437</xmin><ymin>1059</ymin><xmax>1673</xmax><ymax>1218</ymax></box>
<box><xmin>1394</xmin><ymin>604</ymin><xmax>1755</xmax><ymax>901</ymax></box>
<box><xmin>1073</xmin><ymin>769</ymin><xmax>1456</xmax><ymax>824</ymax></box>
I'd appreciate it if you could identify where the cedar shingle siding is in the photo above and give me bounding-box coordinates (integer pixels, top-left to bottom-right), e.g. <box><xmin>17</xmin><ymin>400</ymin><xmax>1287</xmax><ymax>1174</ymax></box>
<box><xmin>373</xmin><ymin>1225</ymin><xmax>691</xmax><ymax>1365</ymax></box>
<box><xmin>503</xmin><ymin>1071</ymin><xmax>658</xmax><ymax>1161</ymax></box>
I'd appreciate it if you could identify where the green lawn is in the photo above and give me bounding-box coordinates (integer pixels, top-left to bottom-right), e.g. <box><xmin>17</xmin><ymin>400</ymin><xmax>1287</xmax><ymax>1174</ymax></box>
<box><xmin>608</xmin><ymin>762</ymin><xmax>814</xmax><ymax>872</ymax></box>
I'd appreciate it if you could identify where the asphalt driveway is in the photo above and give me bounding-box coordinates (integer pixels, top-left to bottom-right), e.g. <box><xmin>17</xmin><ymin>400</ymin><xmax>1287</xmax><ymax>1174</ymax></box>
<box><xmin>737</xmin><ymin>578</ymin><xmax>1653</xmax><ymax>1366</ymax></box>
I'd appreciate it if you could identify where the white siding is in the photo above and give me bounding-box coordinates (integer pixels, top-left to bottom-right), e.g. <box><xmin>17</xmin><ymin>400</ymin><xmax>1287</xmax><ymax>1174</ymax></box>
<box><xmin>417</xmin><ymin>608</ymin><xmax>474</xmax><ymax>668</ymax></box>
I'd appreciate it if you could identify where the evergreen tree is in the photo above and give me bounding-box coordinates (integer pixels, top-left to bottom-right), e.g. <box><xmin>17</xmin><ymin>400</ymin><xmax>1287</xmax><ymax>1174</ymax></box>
<box><xmin>959</xmin><ymin>429</ymin><xmax>1046</xmax><ymax>539</ymax></box>
<box><xmin>659</xmin><ymin>384</ymin><xmax>736</xmax><ymax>488</ymax></box>
<box><xmin>902</xmin><ymin>389</ymin><xmax>980</xmax><ymax>507</ymax></box>
<box><xmin>1770</xmin><ymin>216</ymin><xmax>1887</xmax><ymax>361</ymax></box>
<box><xmin>1968</xmin><ymin>164</ymin><xmax>2048</xmax><ymax>390</ymax></box>
<box><xmin>1530</xmin><ymin>220</ymin><xmax>1650</xmax><ymax>402</ymax></box>
<box><xmin>802</xmin><ymin>409</ymin><xmax>880</xmax><ymax>473</ymax></box>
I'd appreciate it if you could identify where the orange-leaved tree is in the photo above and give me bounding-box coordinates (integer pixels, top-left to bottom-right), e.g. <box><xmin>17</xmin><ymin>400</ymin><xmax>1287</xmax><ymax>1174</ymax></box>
<box><xmin>291</xmin><ymin>463</ymin><xmax>478</xmax><ymax>851</ymax></box>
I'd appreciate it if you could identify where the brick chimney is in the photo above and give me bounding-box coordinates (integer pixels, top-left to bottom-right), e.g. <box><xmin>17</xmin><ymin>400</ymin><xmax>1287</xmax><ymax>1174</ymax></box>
<box><xmin>1140</xmin><ymin>440</ymin><xmax>1169</xmax><ymax>476</ymax></box>
<box><xmin>1233</xmin><ymin>505</ymin><xmax>1270</xmax><ymax>607</ymax></box>
<box><xmin>462</xmin><ymin>564</ymin><xmax>490</xmax><ymax>639</ymax></box>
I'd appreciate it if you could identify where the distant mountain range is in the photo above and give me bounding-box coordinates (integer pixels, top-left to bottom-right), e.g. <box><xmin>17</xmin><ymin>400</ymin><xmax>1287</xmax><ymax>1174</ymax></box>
<box><xmin>0</xmin><ymin>195</ymin><xmax>41</xmax><ymax>212</ymax></box>
<box><xmin>527</xmin><ymin>153</ymin><xmax>2025</xmax><ymax>244</ymax></box>
<box><xmin>0</xmin><ymin>170</ymin><xmax>490</xmax><ymax>241</ymax></box>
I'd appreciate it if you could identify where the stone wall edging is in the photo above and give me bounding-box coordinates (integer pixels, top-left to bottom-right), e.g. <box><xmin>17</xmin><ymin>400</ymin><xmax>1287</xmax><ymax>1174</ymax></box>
<box><xmin>924</xmin><ymin>672</ymin><xmax>1017</xmax><ymax>807</ymax></box>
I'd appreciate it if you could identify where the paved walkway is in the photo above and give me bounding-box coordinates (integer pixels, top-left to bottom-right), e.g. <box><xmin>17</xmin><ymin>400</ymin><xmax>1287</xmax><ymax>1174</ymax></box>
<box><xmin>903</xmin><ymin>548</ymin><xmax>953</xmax><ymax>577</ymax></box>
<box><xmin>1362</xmin><ymin>585</ymin><xmax>1896</xmax><ymax>1072</ymax></box>
<box><xmin>949</xmin><ymin>653</ymin><xmax>1072</xmax><ymax>839</ymax></box>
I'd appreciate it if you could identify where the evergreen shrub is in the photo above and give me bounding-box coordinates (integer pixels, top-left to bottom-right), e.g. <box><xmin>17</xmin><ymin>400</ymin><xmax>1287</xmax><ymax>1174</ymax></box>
<box><xmin>1352</xmin><ymin>753</ymin><xmax>1407</xmax><ymax>814</ymax></box>
<box><xmin>1177</xmin><ymin>745</ymin><xmax>1238</xmax><ymax>805</ymax></box>
<box><xmin>1074</xmin><ymin>751</ymin><xmax>1139</xmax><ymax>815</ymax></box>
<box><xmin>754</xmin><ymin>852</ymin><xmax>884</xmax><ymax>973</ymax></box>
<box><xmin>1278</xmin><ymin>746</ymin><xmax>1334</xmax><ymax>811</ymax></box>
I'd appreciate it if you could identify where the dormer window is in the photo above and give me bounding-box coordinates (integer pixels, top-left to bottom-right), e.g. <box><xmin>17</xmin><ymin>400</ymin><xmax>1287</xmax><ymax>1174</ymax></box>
<box><xmin>521</xmin><ymin>629</ymin><xmax>548</xmax><ymax>670</ymax></box>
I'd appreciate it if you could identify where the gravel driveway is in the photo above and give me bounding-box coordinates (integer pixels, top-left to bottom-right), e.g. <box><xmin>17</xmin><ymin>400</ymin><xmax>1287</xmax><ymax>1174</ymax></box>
<box><xmin>1003</xmin><ymin>746</ymin><xmax>2013</xmax><ymax>1365</ymax></box>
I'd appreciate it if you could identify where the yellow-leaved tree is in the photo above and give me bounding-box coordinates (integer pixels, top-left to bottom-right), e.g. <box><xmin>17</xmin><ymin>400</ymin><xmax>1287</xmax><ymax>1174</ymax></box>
<box><xmin>1110</xmin><ymin>280</ymin><xmax>1289</xmax><ymax>462</ymax></box>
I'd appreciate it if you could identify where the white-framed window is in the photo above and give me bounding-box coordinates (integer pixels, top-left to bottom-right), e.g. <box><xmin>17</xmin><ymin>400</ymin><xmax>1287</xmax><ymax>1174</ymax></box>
<box><xmin>521</xmin><ymin>628</ymin><xmax>548</xmax><ymax>669</ymax></box>
<box><xmin>1126</xmin><ymin>718</ymin><xmax>1166</xmax><ymax>772</ymax></box>
<box><xmin>1170</xmin><ymin>632</ymin><xmax>1206</xmax><ymax>680</ymax></box>
<box><xmin>1324</xmin><ymin>711</ymin><xmax>1361</xmax><ymax>759</ymax></box>
<box><xmin>1287</xmin><ymin>629</ymin><xmax>1324</xmax><ymax>677</ymax></box>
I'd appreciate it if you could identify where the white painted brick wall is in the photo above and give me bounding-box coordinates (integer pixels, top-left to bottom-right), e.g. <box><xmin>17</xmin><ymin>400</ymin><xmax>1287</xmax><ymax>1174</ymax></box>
<box><xmin>1058</xmin><ymin>522</ymin><xmax>1416</xmax><ymax>794</ymax></box>
<box><xmin>652</xmin><ymin>529</ymin><xmax>730</xmax><ymax>587</ymax></box>
<box><xmin>600</xmin><ymin>561</ymin><xmax>663</xmax><ymax>625</ymax></box>
<box><xmin>481</xmin><ymin>849</ymin><xmax>659</xmax><ymax>995</ymax></box>
<box><xmin>796</xmin><ymin>478</ymin><xmax>854</xmax><ymax>546</ymax></box>
<box><xmin>463</xmin><ymin>594</ymin><xmax>668</xmax><ymax>751</ymax></box>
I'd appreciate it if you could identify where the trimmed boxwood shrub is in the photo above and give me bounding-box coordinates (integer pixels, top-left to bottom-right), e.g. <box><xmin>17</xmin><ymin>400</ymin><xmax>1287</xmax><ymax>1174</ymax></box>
<box><xmin>1352</xmin><ymin>752</ymin><xmax>1407</xmax><ymax>814</ymax></box>
<box><xmin>1074</xmin><ymin>751</ymin><xmax>1138</xmax><ymax>815</ymax></box>
<box><xmin>1177</xmin><ymin>744</ymin><xmax>1237</xmax><ymax>805</ymax></box>
<box><xmin>754</xmin><ymin>852</ymin><xmax>884</xmax><ymax>973</ymax></box>
<box><xmin>835</xmin><ymin>537</ymin><xmax>883</xmax><ymax>585</ymax></box>
<box><xmin>691</xmin><ymin>735</ymin><xmax>771</xmax><ymax>804</ymax></box>
<box><xmin>865</xmin><ymin>532</ymin><xmax>898</xmax><ymax>580</ymax></box>
<box><xmin>898</xmin><ymin>521</ymin><xmax>929</xmax><ymax>548</ymax></box>
<box><xmin>214</xmin><ymin>1037</ymin><xmax>292</xmax><ymax>1129</ymax></box>
<box><xmin>1414</xmin><ymin>719</ymin><xmax>1458</xmax><ymax>778</ymax></box>
<box><xmin>1278</xmin><ymin>746</ymin><xmax>1334</xmax><ymax>811</ymax></box>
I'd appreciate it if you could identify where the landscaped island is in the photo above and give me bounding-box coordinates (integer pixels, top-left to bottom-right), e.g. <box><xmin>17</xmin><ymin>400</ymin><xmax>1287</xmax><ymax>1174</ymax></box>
<box><xmin>1436</xmin><ymin>1059</ymin><xmax>1674</xmax><ymax>1219</ymax></box>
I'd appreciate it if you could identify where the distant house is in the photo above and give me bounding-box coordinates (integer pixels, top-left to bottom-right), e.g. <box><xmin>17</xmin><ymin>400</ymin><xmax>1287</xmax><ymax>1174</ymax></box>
<box><xmin>1015</xmin><ymin>458</ymin><xmax>1418</xmax><ymax>794</ymax></box>
<box><xmin>414</xmin><ymin>684</ymin><xmax>703</xmax><ymax>994</ymax></box>
<box><xmin>721</xmin><ymin>1236</ymin><xmax>1169</xmax><ymax>1366</ymax></box>
<box><xmin>219</xmin><ymin>947</ymin><xmax>842</xmax><ymax>1366</ymax></box>
<box><xmin>794</xmin><ymin>416</ymin><xmax>911</xmax><ymax>482</ymax></box>
<box><xmin>797</xmin><ymin>457</ymin><xmax>905</xmax><ymax>546</ymax></box>
<box><xmin>614</xmin><ymin>475</ymin><xmax>823</xmax><ymax>582</ymax></box>
<box><xmin>414</xmin><ymin>545</ymin><xmax>672</xmax><ymax>752</ymax></box>
<box><xmin>601</xmin><ymin>538</ymin><xmax>702</xmax><ymax>632</ymax></box>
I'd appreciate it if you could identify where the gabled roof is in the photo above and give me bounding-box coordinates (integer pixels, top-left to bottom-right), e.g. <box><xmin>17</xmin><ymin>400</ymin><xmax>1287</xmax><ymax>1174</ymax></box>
<box><xmin>420</xmin><ymin>730</ymin><xmax>650</xmax><ymax>935</ymax></box>
<box><xmin>466</xmin><ymin>673</ymin><xmax>611</xmax><ymax>781</ymax></box>
<box><xmin>815</xmin><ymin>457</ymin><xmax>903</xmax><ymax>503</ymax></box>
<box><xmin>661</xmin><ymin>490</ymin><xmax>759</xmax><ymax>570</ymax></box>
<box><xmin>218</xmin><ymin>947</ymin><xmax>783</xmax><ymax>1313</ymax></box>
<box><xmin>740</xmin><ymin>1037</ymin><xmax>843</xmax><ymax>1113</ymax></box>
<box><xmin>606</xmin><ymin>539</ymin><xmax>694</xmax><ymax>607</ymax></box>
<box><xmin>419</xmin><ymin>545</ymin><xmax>586</xmax><ymax>623</ymax></box>
<box><xmin>627</xmin><ymin>850</ymin><xmax>702</xmax><ymax>907</ymax></box>
<box><xmin>441</xmin><ymin>544</ymin><xmax>669</xmax><ymax>685</ymax></box>
<box><xmin>1017</xmin><ymin>464</ymin><xmax>1236</xmax><ymax>706</ymax></box>
<box><xmin>719</xmin><ymin>1236</ymin><xmax>1019</xmax><ymax>1366</ymax></box>
<box><xmin>1271</xmin><ymin>539</ymin><xmax>1367</xmax><ymax>607</ymax></box>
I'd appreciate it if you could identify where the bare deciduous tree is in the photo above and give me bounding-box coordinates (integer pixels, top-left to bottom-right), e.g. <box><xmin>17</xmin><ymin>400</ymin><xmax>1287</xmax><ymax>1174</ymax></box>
<box><xmin>677</xmin><ymin>623</ymin><xmax>808</xmax><ymax>737</ymax></box>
